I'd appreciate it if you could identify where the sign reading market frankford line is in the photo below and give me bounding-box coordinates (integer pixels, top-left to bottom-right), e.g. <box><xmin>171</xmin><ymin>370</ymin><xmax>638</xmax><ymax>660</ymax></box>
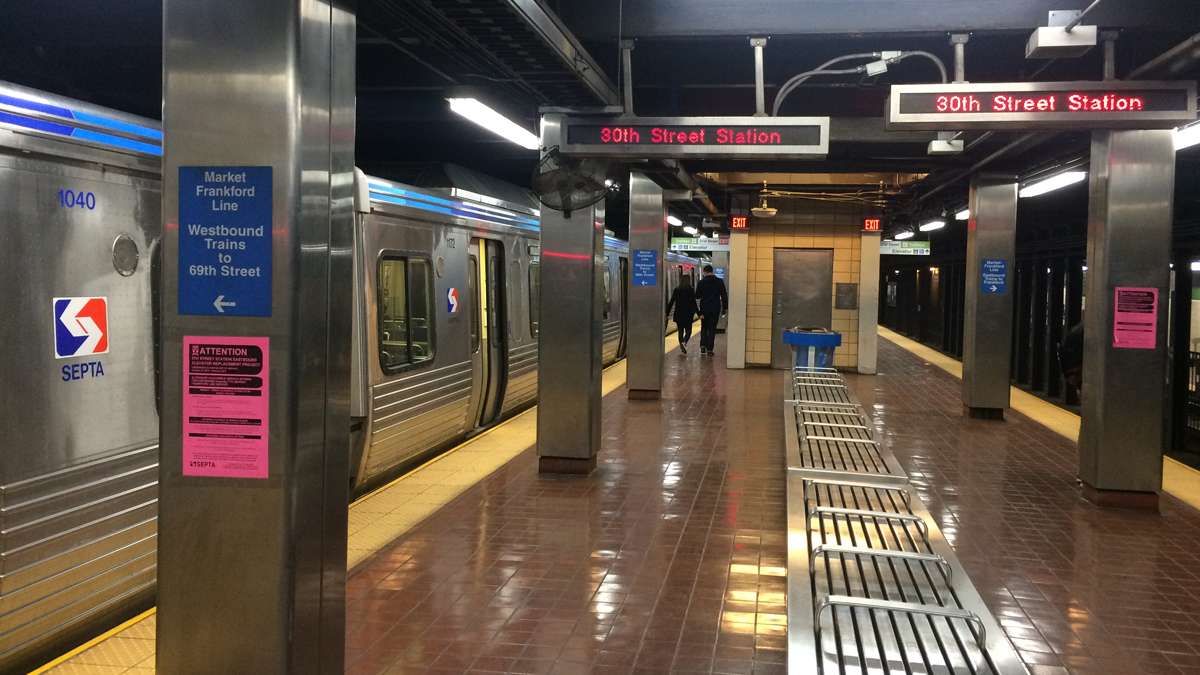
<box><xmin>887</xmin><ymin>80</ymin><xmax>1195</xmax><ymax>130</ymax></box>
<box><xmin>179</xmin><ymin>166</ymin><xmax>272</xmax><ymax>316</ymax></box>
<box><xmin>553</xmin><ymin>115</ymin><xmax>829</xmax><ymax>159</ymax></box>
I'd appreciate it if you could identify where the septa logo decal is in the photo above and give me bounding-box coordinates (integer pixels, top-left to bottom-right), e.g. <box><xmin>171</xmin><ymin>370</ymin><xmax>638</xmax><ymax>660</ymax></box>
<box><xmin>53</xmin><ymin>296</ymin><xmax>109</xmax><ymax>358</ymax></box>
<box><xmin>447</xmin><ymin>287</ymin><xmax>459</xmax><ymax>314</ymax></box>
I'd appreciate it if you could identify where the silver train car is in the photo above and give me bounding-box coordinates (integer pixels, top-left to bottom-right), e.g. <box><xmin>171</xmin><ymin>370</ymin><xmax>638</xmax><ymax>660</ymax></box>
<box><xmin>0</xmin><ymin>82</ymin><xmax>700</xmax><ymax>669</ymax></box>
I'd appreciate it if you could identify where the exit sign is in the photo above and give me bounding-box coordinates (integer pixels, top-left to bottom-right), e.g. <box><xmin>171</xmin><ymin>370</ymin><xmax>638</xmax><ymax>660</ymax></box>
<box><xmin>863</xmin><ymin>218</ymin><xmax>881</xmax><ymax>232</ymax></box>
<box><xmin>730</xmin><ymin>214</ymin><xmax>749</xmax><ymax>230</ymax></box>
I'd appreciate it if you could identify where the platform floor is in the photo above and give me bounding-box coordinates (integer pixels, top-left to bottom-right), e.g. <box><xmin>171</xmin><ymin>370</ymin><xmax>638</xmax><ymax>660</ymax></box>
<box><xmin>35</xmin><ymin>330</ymin><xmax>1200</xmax><ymax>675</ymax></box>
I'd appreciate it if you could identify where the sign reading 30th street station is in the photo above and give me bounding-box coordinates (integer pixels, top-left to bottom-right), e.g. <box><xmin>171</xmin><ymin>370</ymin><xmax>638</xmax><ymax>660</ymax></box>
<box><xmin>887</xmin><ymin>80</ymin><xmax>1195</xmax><ymax>130</ymax></box>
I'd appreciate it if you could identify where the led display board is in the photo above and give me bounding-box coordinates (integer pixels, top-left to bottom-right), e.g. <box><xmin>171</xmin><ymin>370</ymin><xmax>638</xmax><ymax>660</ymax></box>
<box><xmin>551</xmin><ymin>115</ymin><xmax>828</xmax><ymax>158</ymax></box>
<box><xmin>887</xmin><ymin>80</ymin><xmax>1195</xmax><ymax>130</ymax></box>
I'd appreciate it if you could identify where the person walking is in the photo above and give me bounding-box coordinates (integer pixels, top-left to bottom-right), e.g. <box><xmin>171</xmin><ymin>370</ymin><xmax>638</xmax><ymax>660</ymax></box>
<box><xmin>695</xmin><ymin>264</ymin><xmax>728</xmax><ymax>356</ymax></box>
<box><xmin>666</xmin><ymin>277</ymin><xmax>699</xmax><ymax>354</ymax></box>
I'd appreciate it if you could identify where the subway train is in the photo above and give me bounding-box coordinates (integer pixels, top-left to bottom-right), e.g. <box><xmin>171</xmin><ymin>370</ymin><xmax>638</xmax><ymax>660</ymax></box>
<box><xmin>0</xmin><ymin>82</ymin><xmax>700</xmax><ymax>669</ymax></box>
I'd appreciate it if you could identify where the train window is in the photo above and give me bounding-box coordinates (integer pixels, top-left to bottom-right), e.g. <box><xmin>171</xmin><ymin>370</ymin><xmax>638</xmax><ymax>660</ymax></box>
<box><xmin>602</xmin><ymin>256</ymin><xmax>612</xmax><ymax>320</ymax></box>
<box><xmin>529</xmin><ymin>260</ymin><xmax>540</xmax><ymax>338</ymax></box>
<box><xmin>468</xmin><ymin>256</ymin><xmax>480</xmax><ymax>353</ymax></box>
<box><xmin>378</xmin><ymin>256</ymin><xmax>435</xmax><ymax>373</ymax></box>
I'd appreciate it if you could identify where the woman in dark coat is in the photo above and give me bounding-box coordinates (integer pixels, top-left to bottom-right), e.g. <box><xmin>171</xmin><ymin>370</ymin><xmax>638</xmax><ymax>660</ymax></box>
<box><xmin>666</xmin><ymin>277</ymin><xmax>699</xmax><ymax>354</ymax></box>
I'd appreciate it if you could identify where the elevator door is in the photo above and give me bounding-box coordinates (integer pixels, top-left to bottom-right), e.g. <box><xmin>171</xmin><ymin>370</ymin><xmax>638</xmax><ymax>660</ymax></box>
<box><xmin>770</xmin><ymin>249</ymin><xmax>834</xmax><ymax>369</ymax></box>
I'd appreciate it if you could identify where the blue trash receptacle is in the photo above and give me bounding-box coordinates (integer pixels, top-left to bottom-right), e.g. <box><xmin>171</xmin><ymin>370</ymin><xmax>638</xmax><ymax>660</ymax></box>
<box><xmin>782</xmin><ymin>328</ymin><xmax>842</xmax><ymax>369</ymax></box>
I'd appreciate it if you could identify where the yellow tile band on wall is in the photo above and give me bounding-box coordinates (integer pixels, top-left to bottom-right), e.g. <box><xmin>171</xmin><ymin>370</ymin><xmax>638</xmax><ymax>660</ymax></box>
<box><xmin>878</xmin><ymin>326</ymin><xmax>1200</xmax><ymax>514</ymax></box>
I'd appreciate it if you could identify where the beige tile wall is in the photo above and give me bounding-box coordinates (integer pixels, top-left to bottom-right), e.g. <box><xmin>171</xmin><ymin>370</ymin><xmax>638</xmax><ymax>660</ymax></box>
<box><xmin>744</xmin><ymin>222</ymin><xmax>863</xmax><ymax>369</ymax></box>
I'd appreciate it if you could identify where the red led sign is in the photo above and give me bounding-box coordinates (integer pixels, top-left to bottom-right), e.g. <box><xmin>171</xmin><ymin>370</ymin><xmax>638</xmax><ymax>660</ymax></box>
<box><xmin>888</xmin><ymin>81</ymin><xmax>1195</xmax><ymax>131</ymax></box>
<box><xmin>863</xmin><ymin>218</ymin><xmax>881</xmax><ymax>232</ymax></box>
<box><xmin>730</xmin><ymin>215</ymin><xmax>749</xmax><ymax>230</ymax></box>
<box><xmin>555</xmin><ymin>115</ymin><xmax>829</xmax><ymax>159</ymax></box>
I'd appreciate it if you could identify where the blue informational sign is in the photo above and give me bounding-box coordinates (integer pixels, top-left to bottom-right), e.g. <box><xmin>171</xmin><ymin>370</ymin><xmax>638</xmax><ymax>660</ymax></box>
<box><xmin>178</xmin><ymin>166</ymin><xmax>272</xmax><ymax>316</ymax></box>
<box><xmin>981</xmin><ymin>258</ymin><xmax>1007</xmax><ymax>294</ymax></box>
<box><xmin>632</xmin><ymin>249</ymin><xmax>658</xmax><ymax>287</ymax></box>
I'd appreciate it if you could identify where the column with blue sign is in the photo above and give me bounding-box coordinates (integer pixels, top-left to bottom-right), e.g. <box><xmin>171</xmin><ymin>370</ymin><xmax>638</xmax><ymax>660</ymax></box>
<box><xmin>962</xmin><ymin>175</ymin><xmax>1018</xmax><ymax>418</ymax></box>
<box><xmin>626</xmin><ymin>172</ymin><xmax>667</xmax><ymax>398</ymax></box>
<box><xmin>158</xmin><ymin>0</ymin><xmax>354</xmax><ymax>672</ymax></box>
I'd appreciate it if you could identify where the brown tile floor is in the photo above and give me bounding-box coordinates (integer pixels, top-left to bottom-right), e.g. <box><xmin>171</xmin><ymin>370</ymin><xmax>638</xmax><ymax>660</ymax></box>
<box><xmin>344</xmin><ymin>337</ymin><xmax>791</xmax><ymax>675</ymax></box>
<box><xmin>846</xmin><ymin>337</ymin><xmax>1200</xmax><ymax>675</ymax></box>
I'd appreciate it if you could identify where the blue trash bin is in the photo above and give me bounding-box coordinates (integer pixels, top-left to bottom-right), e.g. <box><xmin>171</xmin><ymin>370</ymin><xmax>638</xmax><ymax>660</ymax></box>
<box><xmin>782</xmin><ymin>328</ymin><xmax>842</xmax><ymax>369</ymax></box>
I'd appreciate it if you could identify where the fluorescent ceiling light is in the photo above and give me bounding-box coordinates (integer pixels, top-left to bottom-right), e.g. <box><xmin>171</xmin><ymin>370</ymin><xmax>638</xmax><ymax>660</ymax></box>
<box><xmin>955</xmin><ymin>208</ymin><xmax>970</xmax><ymax>221</ymax></box>
<box><xmin>894</xmin><ymin>230</ymin><xmax>915</xmax><ymax>240</ymax></box>
<box><xmin>1177</xmin><ymin>121</ymin><xmax>1200</xmax><ymax>151</ymax></box>
<box><xmin>667</xmin><ymin>215</ymin><xmax>683</xmax><ymax>227</ymax></box>
<box><xmin>1191</xmin><ymin>261</ymin><xmax>1200</xmax><ymax>272</ymax></box>
<box><xmin>1019</xmin><ymin>170</ymin><xmax>1087</xmax><ymax>198</ymax></box>
<box><xmin>446</xmin><ymin>98</ymin><xmax>539</xmax><ymax>150</ymax></box>
<box><xmin>919</xmin><ymin>219</ymin><xmax>945</xmax><ymax>232</ymax></box>
<box><xmin>683</xmin><ymin>225</ymin><xmax>699</xmax><ymax>235</ymax></box>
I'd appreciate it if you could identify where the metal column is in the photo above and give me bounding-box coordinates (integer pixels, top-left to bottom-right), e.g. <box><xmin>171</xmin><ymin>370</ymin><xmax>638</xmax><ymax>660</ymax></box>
<box><xmin>1080</xmin><ymin>130</ymin><xmax>1175</xmax><ymax>508</ymax></box>
<box><xmin>962</xmin><ymin>175</ymin><xmax>1018</xmax><ymax>418</ymax></box>
<box><xmin>158</xmin><ymin>1</ymin><xmax>353</xmax><ymax>672</ymax></box>
<box><xmin>626</xmin><ymin>172</ymin><xmax>667</xmax><ymax>399</ymax></box>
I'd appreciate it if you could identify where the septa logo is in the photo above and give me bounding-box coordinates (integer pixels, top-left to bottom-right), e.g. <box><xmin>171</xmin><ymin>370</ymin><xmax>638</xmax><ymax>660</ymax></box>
<box><xmin>53</xmin><ymin>297</ymin><xmax>109</xmax><ymax>359</ymax></box>
<box><xmin>446</xmin><ymin>287</ymin><xmax>459</xmax><ymax>314</ymax></box>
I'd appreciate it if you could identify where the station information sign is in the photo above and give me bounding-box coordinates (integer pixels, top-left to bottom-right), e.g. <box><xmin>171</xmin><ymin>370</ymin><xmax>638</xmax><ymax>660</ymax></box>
<box><xmin>887</xmin><ymin>80</ymin><xmax>1196</xmax><ymax>130</ymax></box>
<box><xmin>554</xmin><ymin>115</ymin><xmax>829</xmax><ymax>159</ymax></box>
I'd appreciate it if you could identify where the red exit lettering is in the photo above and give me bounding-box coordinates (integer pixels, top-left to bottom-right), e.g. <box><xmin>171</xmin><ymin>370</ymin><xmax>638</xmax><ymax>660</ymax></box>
<box><xmin>730</xmin><ymin>215</ymin><xmax>749</xmax><ymax>229</ymax></box>
<box><xmin>1067</xmin><ymin>93</ymin><xmax>1145</xmax><ymax>112</ymax></box>
<box><xmin>863</xmin><ymin>218</ymin><xmax>881</xmax><ymax>231</ymax></box>
<box><xmin>936</xmin><ymin>94</ymin><xmax>981</xmax><ymax>112</ymax></box>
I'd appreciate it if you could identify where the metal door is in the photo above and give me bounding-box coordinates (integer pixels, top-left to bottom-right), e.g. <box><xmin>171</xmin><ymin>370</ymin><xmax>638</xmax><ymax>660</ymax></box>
<box><xmin>474</xmin><ymin>238</ymin><xmax>507</xmax><ymax>425</ymax></box>
<box><xmin>617</xmin><ymin>256</ymin><xmax>630</xmax><ymax>358</ymax></box>
<box><xmin>770</xmin><ymin>248</ymin><xmax>834</xmax><ymax>368</ymax></box>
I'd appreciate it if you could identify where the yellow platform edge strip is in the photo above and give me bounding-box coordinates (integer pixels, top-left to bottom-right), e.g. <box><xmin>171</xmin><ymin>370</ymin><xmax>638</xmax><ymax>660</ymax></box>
<box><xmin>31</xmin><ymin>323</ymin><xmax>696</xmax><ymax>673</ymax></box>
<box><xmin>878</xmin><ymin>326</ymin><xmax>1200</xmax><ymax>513</ymax></box>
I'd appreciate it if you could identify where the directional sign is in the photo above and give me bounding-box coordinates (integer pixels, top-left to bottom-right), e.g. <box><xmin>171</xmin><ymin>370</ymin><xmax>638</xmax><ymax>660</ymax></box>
<box><xmin>981</xmin><ymin>259</ymin><xmax>1007</xmax><ymax>294</ymax></box>
<box><xmin>178</xmin><ymin>166</ymin><xmax>272</xmax><ymax>316</ymax></box>
<box><xmin>632</xmin><ymin>249</ymin><xmax>658</xmax><ymax>287</ymax></box>
<box><xmin>550</xmin><ymin>115</ymin><xmax>829</xmax><ymax>159</ymax></box>
<box><xmin>888</xmin><ymin>80</ymin><xmax>1196</xmax><ymax>130</ymax></box>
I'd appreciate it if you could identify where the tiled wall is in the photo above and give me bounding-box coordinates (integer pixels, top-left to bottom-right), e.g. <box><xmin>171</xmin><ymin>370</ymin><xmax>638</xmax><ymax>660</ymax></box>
<box><xmin>744</xmin><ymin>205</ymin><xmax>865</xmax><ymax>369</ymax></box>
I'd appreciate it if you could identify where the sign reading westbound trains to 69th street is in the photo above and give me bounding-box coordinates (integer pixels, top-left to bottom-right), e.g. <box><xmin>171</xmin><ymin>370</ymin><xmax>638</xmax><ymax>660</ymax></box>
<box><xmin>182</xmin><ymin>336</ymin><xmax>269</xmax><ymax>479</ymax></box>
<box><xmin>178</xmin><ymin>166</ymin><xmax>272</xmax><ymax>316</ymax></box>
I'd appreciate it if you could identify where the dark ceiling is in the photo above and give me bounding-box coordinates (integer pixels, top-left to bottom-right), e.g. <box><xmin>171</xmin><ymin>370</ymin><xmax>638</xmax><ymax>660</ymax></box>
<box><xmin>2</xmin><ymin>0</ymin><xmax>1198</xmax><ymax>239</ymax></box>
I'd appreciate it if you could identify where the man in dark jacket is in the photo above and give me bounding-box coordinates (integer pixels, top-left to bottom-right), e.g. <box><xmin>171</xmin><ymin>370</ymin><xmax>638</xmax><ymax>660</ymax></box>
<box><xmin>666</xmin><ymin>277</ymin><xmax>699</xmax><ymax>354</ymax></box>
<box><xmin>695</xmin><ymin>264</ymin><xmax>728</xmax><ymax>356</ymax></box>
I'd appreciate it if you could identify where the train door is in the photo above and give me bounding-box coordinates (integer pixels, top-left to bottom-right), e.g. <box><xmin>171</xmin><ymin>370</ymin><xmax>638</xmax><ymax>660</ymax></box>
<box><xmin>617</xmin><ymin>256</ymin><xmax>630</xmax><ymax>358</ymax></box>
<box><xmin>469</xmin><ymin>237</ymin><xmax>508</xmax><ymax>427</ymax></box>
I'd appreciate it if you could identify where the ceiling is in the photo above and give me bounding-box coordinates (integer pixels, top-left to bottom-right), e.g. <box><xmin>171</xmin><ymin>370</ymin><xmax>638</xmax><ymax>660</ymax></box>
<box><xmin>2</xmin><ymin>0</ymin><xmax>1198</xmax><ymax>240</ymax></box>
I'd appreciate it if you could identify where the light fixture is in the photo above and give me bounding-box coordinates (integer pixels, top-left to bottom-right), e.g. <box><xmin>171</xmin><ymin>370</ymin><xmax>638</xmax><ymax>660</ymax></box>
<box><xmin>894</xmin><ymin>230</ymin><xmax>915</xmax><ymax>240</ymax></box>
<box><xmin>683</xmin><ymin>225</ymin><xmax>699</xmax><ymax>236</ymax></box>
<box><xmin>1191</xmin><ymin>261</ymin><xmax>1200</xmax><ymax>272</ymax></box>
<box><xmin>1082</xmin><ymin>264</ymin><xmax>1088</xmax><ymax>271</ymax></box>
<box><xmin>604</xmin><ymin>178</ymin><xmax>613</xmax><ymax>187</ymax></box>
<box><xmin>668</xmin><ymin>215</ymin><xmax>683</xmax><ymax>227</ymax></box>
<box><xmin>1019</xmin><ymin>170</ymin><xmax>1087</xmax><ymax>198</ymax></box>
<box><xmin>955</xmin><ymin>208</ymin><xmax>970</xmax><ymax>221</ymax></box>
<box><xmin>919</xmin><ymin>219</ymin><xmax>945</xmax><ymax>232</ymax></box>
<box><xmin>1177</xmin><ymin>121</ymin><xmax>1200</xmax><ymax>151</ymax></box>
<box><xmin>446</xmin><ymin>97</ymin><xmax>539</xmax><ymax>150</ymax></box>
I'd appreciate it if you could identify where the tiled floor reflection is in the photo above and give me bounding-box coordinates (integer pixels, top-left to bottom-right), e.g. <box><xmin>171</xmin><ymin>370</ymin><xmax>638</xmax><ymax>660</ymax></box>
<box><xmin>345</xmin><ymin>338</ymin><xmax>791</xmax><ymax>675</ymax></box>
<box><xmin>846</xmin><ymin>337</ymin><xmax>1200</xmax><ymax>675</ymax></box>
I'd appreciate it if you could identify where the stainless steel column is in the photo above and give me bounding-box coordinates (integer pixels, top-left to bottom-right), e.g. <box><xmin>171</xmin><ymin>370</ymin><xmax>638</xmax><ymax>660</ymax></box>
<box><xmin>962</xmin><ymin>175</ymin><xmax>1018</xmax><ymax>418</ymax></box>
<box><xmin>712</xmin><ymin>250</ymin><xmax>731</xmax><ymax>332</ymax></box>
<box><xmin>626</xmin><ymin>172</ymin><xmax>667</xmax><ymax>399</ymax></box>
<box><xmin>1079</xmin><ymin>130</ymin><xmax>1175</xmax><ymax>508</ymax></box>
<box><xmin>158</xmin><ymin>1</ymin><xmax>353</xmax><ymax>672</ymax></box>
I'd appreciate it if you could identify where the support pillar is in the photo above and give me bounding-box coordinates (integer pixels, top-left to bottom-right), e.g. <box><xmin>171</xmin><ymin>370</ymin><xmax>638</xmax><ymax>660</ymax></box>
<box><xmin>711</xmin><ymin>250</ymin><xmax>731</xmax><ymax>332</ymax></box>
<box><xmin>857</xmin><ymin>231</ymin><xmax>880</xmax><ymax>374</ymax></box>
<box><xmin>535</xmin><ymin>202</ymin><xmax>604</xmax><ymax>473</ymax></box>
<box><xmin>726</xmin><ymin>230</ymin><xmax>750</xmax><ymax>369</ymax></box>
<box><xmin>627</xmin><ymin>172</ymin><xmax>667</xmax><ymax>399</ymax></box>
<box><xmin>158</xmin><ymin>0</ymin><xmax>353</xmax><ymax>672</ymax></box>
<box><xmin>1080</xmin><ymin>129</ymin><xmax>1175</xmax><ymax>509</ymax></box>
<box><xmin>962</xmin><ymin>174</ymin><xmax>1018</xmax><ymax>419</ymax></box>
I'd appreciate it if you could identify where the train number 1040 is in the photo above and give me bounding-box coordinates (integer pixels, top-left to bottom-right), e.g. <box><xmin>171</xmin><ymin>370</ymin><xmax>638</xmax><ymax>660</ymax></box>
<box><xmin>57</xmin><ymin>189</ymin><xmax>97</xmax><ymax>210</ymax></box>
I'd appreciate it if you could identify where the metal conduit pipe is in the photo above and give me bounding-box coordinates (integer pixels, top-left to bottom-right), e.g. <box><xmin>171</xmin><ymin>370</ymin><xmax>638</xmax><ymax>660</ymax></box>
<box><xmin>772</xmin><ymin>50</ymin><xmax>947</xmax><ymax>116</ymax></box>
<box><xmin>1065</xmin><ymin>0</ymin><xmax>1105</xmax><ymax>33</ymax></box>
<box><xmin>914</xmin><ymin>133</ymin><xmax>1047</xmax><ymax>205</ymax></box>
<box><xmin>1128</xmin><ymin>30</ymin><xmax>1200</xmax><ymax>78</ymax></box>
